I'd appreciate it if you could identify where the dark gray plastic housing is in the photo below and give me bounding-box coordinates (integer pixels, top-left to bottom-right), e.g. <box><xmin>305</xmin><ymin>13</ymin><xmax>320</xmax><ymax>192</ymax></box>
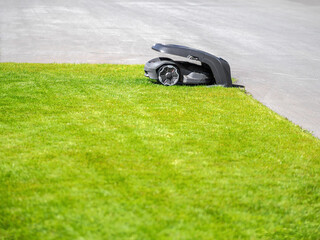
<box><xmin>152</xmin><ymin>43</ymin><xmax>232</xmax><ymax>87</ymax></box>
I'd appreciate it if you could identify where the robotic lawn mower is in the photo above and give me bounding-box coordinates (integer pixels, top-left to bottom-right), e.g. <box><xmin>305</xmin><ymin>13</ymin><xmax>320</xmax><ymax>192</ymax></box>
<box><xmin>144</xmin><ymin>43</ymin><xmax>232</xmax><ymax>87</ymax></box>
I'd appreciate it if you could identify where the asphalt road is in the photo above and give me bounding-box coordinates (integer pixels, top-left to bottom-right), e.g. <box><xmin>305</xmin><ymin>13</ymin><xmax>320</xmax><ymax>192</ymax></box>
<box><xmin>1</xmin><ymin>0</ymin><xmax>320</xmax><ymax>137</ymax></box>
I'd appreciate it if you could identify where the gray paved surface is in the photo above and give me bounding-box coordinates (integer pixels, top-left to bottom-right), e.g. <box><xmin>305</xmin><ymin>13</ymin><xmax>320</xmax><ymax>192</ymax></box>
<box><xmin>1</xmin><ymin>0</ymin><xmax>320</xmax><ymax>137</ymax></box>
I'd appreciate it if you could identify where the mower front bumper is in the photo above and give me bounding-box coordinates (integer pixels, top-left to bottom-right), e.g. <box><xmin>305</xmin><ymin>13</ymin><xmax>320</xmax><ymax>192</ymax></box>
<box><xmin>144</xmin><ymin>59</ymin><xmax>160</xmax><ymax>80</ymax></box>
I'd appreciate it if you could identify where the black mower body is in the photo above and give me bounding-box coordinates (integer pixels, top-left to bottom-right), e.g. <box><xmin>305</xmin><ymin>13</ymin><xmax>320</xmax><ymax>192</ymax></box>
<box><xmin>144</xmin><ymin>43</ymin><xmax>232</xmax><ymax>87</ymax></box>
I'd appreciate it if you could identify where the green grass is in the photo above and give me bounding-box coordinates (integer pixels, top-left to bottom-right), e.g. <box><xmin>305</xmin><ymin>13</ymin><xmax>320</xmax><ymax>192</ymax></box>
<box><xmin>0</xmin><ymin>63</ymin><xmax>319</xmax><ymax>240</ymax></box>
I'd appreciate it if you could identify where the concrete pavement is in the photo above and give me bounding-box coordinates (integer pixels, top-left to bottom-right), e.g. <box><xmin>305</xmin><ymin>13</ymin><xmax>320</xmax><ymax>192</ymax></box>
<box><xmin>1</xmin><ymin>0</ymin><xmax>319</xmax><ymax>137</ymax></box>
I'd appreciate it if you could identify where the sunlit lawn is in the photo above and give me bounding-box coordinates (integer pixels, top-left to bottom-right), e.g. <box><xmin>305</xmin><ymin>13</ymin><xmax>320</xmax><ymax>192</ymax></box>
<box><xmin>0</xmin><ymin>63</ymin><xmax>319</xmax><ymax>239</ymax></box>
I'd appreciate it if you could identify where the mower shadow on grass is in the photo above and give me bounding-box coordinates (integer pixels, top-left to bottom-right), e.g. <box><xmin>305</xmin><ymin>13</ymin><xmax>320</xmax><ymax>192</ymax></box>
<box><xmin>148</xmin><ymin>79</ymin><xmax>245</xmax><ymax>88</ymax></box>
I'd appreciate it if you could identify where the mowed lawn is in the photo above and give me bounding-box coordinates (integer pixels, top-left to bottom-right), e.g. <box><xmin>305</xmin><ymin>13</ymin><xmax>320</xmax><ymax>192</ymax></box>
<box><xmin>0</xmin><ymin>63</ymin><xmax>319</xmax><ymax>240</ymax></box>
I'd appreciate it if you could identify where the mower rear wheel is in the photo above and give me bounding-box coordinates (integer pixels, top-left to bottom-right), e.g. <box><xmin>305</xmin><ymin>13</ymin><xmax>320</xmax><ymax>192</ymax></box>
<box><xmin>157</xmin><ymin>65</ymin><xmax>180</xmax><ymax>86</ymax></box>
